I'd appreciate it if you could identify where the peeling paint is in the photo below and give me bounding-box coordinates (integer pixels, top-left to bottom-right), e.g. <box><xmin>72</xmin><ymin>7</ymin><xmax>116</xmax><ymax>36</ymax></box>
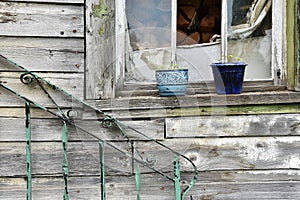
<box><xmin>0</xmin><ymin>12</ymin><xmax>17</xmax><ymax>23</ymax></box>
<box><xmin>92</xmin><ymin>0</ymin><xmax>114</xmax><ymax>36</ymax></box>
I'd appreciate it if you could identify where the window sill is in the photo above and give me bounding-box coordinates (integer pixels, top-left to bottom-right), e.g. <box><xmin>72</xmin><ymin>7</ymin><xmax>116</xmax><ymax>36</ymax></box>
<box><xmin>91</xmin><ymin>88</ymin><xmax>300</xmax><ymax>119</ymax></box>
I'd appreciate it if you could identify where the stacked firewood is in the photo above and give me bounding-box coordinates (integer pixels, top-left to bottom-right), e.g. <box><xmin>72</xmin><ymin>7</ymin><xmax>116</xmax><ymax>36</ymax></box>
<box><xmin>177</xmin><ymin>0</ymin><xmax>221</xmax><ymax>45</ymax></box>
<box><xmin>126</xmin><ymin>0</ymin><xmax>222</xmax><ymax>49</ymax></box>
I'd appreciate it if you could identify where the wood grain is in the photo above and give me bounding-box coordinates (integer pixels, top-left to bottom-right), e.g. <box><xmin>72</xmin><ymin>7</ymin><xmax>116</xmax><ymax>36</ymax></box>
<box><xmin>166</xmin><ymin>114</ymin><xmax>300</xmax><ymax>138</ymax></box>
<box><xmin>1</xmin><ymin>171</ymin><xmax>300</xmax><ymax>199</ymax></box>
<box><xmin>0</xmin><ymin>2</ymin><xmax>83</xmax><ymax>37</ymax></box>
<box><xmin>0</xmin><ymin>37</ymin><xmax>84</xmax><ymax>72</ymax></box>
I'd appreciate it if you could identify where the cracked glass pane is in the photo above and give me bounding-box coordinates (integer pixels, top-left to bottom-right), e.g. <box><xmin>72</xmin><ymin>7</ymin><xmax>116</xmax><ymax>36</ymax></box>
<box><xmin>126</xmin><ymin>0</ymin><xmax>172</xmax><ymax>50</ymax></box>
<box><xmin>228</xmin><ymin>0</ymin><xmax>272</xmax><ymax>80</ymax></box>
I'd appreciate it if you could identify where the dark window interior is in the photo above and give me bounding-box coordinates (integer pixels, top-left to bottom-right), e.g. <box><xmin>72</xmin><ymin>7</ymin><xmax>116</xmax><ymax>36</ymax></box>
<box><xmin>177</xmin><ymin>0</ymin><xmax>221</xmax><ymax>45</ymax></box>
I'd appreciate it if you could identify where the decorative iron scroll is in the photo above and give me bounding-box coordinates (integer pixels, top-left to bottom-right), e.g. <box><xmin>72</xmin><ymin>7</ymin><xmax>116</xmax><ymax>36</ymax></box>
<box><xmin>0</xmin><ymin>54</ymin><xmax>198</xmax><ymax>200</ymax></box>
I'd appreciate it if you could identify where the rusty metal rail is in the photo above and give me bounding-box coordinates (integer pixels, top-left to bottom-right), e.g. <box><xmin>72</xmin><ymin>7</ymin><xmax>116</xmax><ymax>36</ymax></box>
<box><xmin>0</xmin><ymin>54</ymin><xmax>198</xmax><ymax>200</ymax></box>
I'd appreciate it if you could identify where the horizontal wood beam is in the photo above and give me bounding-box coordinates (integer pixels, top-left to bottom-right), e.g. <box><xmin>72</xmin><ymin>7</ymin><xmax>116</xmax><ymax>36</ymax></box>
<box><xmin>1</xmin><ymin>137</ymin><xmax>300</xmax><ymax>176</ymax></box>
<box><xmin>3</xmin><ymin>0</ymin><xmax>83</xmax><ymax>3</ymax></box>
<box><xmin>1</xmin><ymin>170</ymin><xmax>300</xmax><ymax>199</ymax></box>
<box><xmin>0</xmin><ymin>37</ymin><xmax>84</xmax><ymax>72</ymax></box>
<box><xmin>0</xmin><ymin>2</ymin><xmax>84</xmax><ymax>37</ymax></box>
<box><xmin>166</xmin><ymin>114</ymin><xmax>300</xmax><ymax>138</ymax></box>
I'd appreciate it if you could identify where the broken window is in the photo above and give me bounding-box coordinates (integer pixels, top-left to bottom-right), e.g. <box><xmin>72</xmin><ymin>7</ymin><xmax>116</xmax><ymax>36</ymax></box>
<box><xmin>126</xmin><ymin>0</ymin><xmax>271</xmax><ymax>49</ymax></box>
<box><xmin>228</xmin><ymin>0</ymin><xmax>272</xmax><ymax>39</ymax></box>
<box><xmin>177</xmin><ymin>0</ymin><xmax>221</xmax><ymax>45</ymax></box>
<box><xmin>126</xmin><ymin>0</ymin><xmax>172</xmax><ymax>50</ymax></box>
<box><xmin>123</xmin><ymin>0</ymin><xmax>274</xmax><ymax>83</ymax></box>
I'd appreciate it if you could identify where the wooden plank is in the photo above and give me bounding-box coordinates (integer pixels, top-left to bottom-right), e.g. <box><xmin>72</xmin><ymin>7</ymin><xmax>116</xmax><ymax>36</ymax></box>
<box><xmin>166</xmin><ymin>114</ymin><xmax>300</xmax><ymax>138</ymax></box>
<box><xmin>1</xmin><ymin>170</ymin><xmax>300</xmax><ymax>199</ymax></box>
<box><xmin>0</xmin><ymin>37</ymin><xmax>84</xmax><ymax>72</ymax></box>
<box><xmin>0</xmin><ymin>141</ymin><xmax>134</xmax><ymax>176</ymax></box>
<box><xmin>119</xmin><ymin>81</ymin><xmax>287</xmax><ymax>97</ymax></box>
<box><xmin>93</xmin><ymin>91</ymin><xmax>300</xmax><ymax>110</ymax></box>
<box><xmin>0</xmin><ymin>72</ymin><xmax>84</xmax><ymax>106</ymax></box>
<box><xmin>122</xmin><ymin>80</ymin><xmax>276</xmax><ymax>91</ymax></box>
<box><xmin>287</xmin><ymin>0</ymin><xmax>296</xmax><ymax>90</ymax></box>
<box><xmin>0</xmin><ymin>2</ymin><xmax>83</xmax><ymax>37</ymax></box>
<box><xmin>5</xmin><ymin>0</ymin><xmax>83</xmax><ymax>3</ymax></box>
<box><xmin>91</xmin><ymin>103</ymin><xmax>300</xmax><ymax>119</ymax></box>
<box><xmin>85</xmin><ymin>0</ymin><xmax>115</xmax><ymax>99</ymax></box>
<box><xmin>0</xmin><ymin>118</ymin><xmax>165</xmax><ymax>141</ymax></box>
<box><xmin>272</xmin><ymin>0</ymin><xmax>286</xmax><ymax>85</ymax></box>
<box><xmin>118</xmin><ymin>85</ymin><xmax>287</xmax><ymax>97</ymax></box>
<box><xmin>0</xmin><ymin>107</ymin><xmax>66</xmax><ymax>118</ymax></box>
<box><xmin>134</xmin><ymin>137</ymin><xmax>300</xmax><ymax>172</ymax></box>
<box><xmin>2</xmin><ymin>103</ymin><xmax>300</xmax><ymax>120</ymax></box>
<box><xmin>296</xmin><ymin>0</ymin><xmax>300</xmax><ymax>91</ymax></box>
<box><xmin>3</xmin><ymin>137</ymin><xmax>300</xmax><ymax>176</ymax></box>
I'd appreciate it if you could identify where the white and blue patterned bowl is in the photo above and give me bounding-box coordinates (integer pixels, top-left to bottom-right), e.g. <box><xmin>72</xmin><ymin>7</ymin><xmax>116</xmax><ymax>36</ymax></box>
<box><xmin>155</xmin><ymin>69</ymin><xmax>188</xmax><ymax>96</ymax></box>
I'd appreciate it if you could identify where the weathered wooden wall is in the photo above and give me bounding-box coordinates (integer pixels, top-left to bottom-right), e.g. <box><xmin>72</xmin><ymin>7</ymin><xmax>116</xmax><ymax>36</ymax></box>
<box><xmin>1</xmin><ymin>0</ymin><xmax>300</xmax><ymax>200</ymax></box>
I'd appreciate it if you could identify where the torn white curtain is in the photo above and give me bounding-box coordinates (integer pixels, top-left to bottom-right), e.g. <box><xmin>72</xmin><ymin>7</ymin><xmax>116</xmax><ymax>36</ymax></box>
<box><xmin>229</xmin><ymin>0</ymin><xmax>272</xmax><ymax>39</ymax></box>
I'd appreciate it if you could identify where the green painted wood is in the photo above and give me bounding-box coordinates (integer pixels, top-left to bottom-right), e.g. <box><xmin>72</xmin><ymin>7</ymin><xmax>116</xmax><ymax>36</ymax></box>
<box><xmin>173</xmin><ymin>155</ymin><xmax>181</xmax><ymax>200</ymax></box>
<box><xmin>0</xmin><ymin>54</ymin><xmax>199</xmax><ymax>199</ymax></box>
<box><xmin>296</xmin><ymin>0</ymin><xmax>300</xmax><ymax>91</ymax></box>
<box><xmin>25</xmin><ymin>102</ymin><xmax>32</xmax><ymax>200</ymax></box>
<box><xmin>287</xmin><ymin>0</ymin><xmax>295</xmax><ymax>90</ymax></box>
<box><xmin>99</xmin><ymin>141</ymin><xmax>106</xmax><ymax>200</ymax></box>
<box><xmin>62</xmin><ymin>122</ymin><xmax>69</xmax><ymax>200</ymax></box>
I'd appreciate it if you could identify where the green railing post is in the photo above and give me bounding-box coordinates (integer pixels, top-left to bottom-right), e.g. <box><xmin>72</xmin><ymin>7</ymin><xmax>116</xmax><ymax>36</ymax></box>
<box><xmin>174</xmin><ymin>155</ymin><xmax>181</xmax><ymax>200</ymax></box>
<box><xmin>0</xmin><ymin>54</ymin><xmax>199</xmax><ymax>199</ymax></box>
<box><xmin>62</xmin><ymin>122</ymin><xmax>69</xmax><ymax>200</ymax></box>
<box><xmin>25</xmin><ymin>102</ymin><xmax>32</xmax><ymax>200</ymax></box>
<box><xmin>135</xmin><ymin>164</ymin><xmax>141</xmax><ymax>200</ymax></box>
<box><xmin>99</xmin><ymin>141</ymin><xmax>106</xmax><ymax>200</ymax></box>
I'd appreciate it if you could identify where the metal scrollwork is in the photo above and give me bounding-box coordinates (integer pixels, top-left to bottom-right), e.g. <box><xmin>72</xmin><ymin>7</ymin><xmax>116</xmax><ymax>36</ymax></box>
<box><xmin>145</xmin><ymin>156</ymin><xmax>157</xmax><ymax>167</ymax></box>
<box><xmin>66</xmin><ymin>109</ymin><xmax>79</xmax><ymax>119</ymax></box>
<box><xmin>102</xmin><ymin>117</ymin><xmax>114</xmax><ymax>128</ymax></box>
<box><xmin>20</xmin><ymin>72</ymin><xmax>35</xmax><ymax>85</ymax></box>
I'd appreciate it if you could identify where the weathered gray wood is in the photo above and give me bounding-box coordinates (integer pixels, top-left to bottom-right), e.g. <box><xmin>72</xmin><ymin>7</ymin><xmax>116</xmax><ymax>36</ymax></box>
<box><xmin>134</xmin><ymin>137</ymin><xmax>300</xmax><ymax>172</ymax></box>
<box><xmin>118</xmin><ymin>85</ymin><xmax>287</xmax><ymax>97</ymax></box>
<box><xmin>119</xmin><ymin>81</ymin><xmax>287</xmax><ymax>97</ymax></box>
<box><xmin>0</xmin><ymin>107</ymin><xmax>61</xmax><ymax>118</ymax></box>
<box><xmin>2</xmin><ymin>137</ymin><xmax>298</xmax><ymax>176</ymax></box>
<box><xmin>2</xmin><ymin>103</ymin><xmax>300</xmax><ymax>120</ymax></box>
<box><xmin>296</xmin><ymin>0</ymin><xmax>300</xmax><ymax>91</ymax></box>
<box><xmin>0</xmin><ymin>141</ymin><xmax>134</xmax><ymax>176</ymax></box>
<box><xmin>0</xmin><ymin>72</ymin><xmax>84</xmax><ymax>106</ymax></box>
<box><xmin>0</xmin><ymin>37</ymin><xmax>84</xmax><ymax>72</ymax></box>
<box><xmin>1</xmin><ymin>170</ymin><xmax>300</xmax><ymax>200</ymax></box>
<box><xmin>92</xmin><ymin>91</ymin><xmax>300</xmax><ymax>110</ymax></box>
<box><xmin>166</xmin><ymin>114</ymin><xmax>300</xmax><ymax>138</ymax></box>
<box><xmin>0</xmin><ymin>2</ymin><xmax>83</xmax><ymax>37</ymax></box>
<box><xmin>0</xmin><ymin>118</ymin><xmax>165</xmax><ymax>141</ymax></box>
<box><xmin>5</xmin><ymin>0</ymin><xmax>83</xmax><ymax>3</ymax></box>
<box><xmin>85</xmin><ymin>0</ymin><xmax>115</xmax><ymax>99</ymax></box>
<box><xmin>87</xmin><ymin>103</ymin><xmax>300</xmax><ymax>120</ymax></box>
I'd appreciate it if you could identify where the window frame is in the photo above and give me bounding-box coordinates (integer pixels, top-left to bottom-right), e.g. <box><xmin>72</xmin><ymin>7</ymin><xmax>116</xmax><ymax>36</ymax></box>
<box><xmin>115</xmin><ymin>0</ymin><xmax>286</xmax><ymax>88</ymax></box>
<box><xmin>85</xmin><ymin>0</ymin><xmax>293</xmax><ymax>100</ymax></box>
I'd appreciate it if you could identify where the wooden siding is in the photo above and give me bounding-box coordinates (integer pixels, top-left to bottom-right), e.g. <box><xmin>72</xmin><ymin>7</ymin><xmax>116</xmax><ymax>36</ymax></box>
<box><xmin>0</xmin><ymin>37</ymin><xmax>84</xmax><ymax>72</ymax></box>
<box><xmin>296</xmin><ymin>0</ymin><xmax>300</xmax><ymax>91</ymax></box>
<box><xmin>85</xmin><ymin>0</ymin><xmax>116</xmax><ymax>99</ymax></box>
<box><xmin>1</xmin><ymin>1</ymin><xmax>300</xmax><ymax>200</ymax></box>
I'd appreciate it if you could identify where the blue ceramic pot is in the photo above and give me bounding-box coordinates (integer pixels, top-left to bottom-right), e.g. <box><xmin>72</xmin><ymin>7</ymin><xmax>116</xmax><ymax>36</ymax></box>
<box><xmin>155</xmin><ymin>69</ymin><xmax>188</xmax><ymax>96</ymax></box>
<box><xmin>211</xmin><ymin>62</ymin><xmax>247</xmax><ymax>94</ymax></box>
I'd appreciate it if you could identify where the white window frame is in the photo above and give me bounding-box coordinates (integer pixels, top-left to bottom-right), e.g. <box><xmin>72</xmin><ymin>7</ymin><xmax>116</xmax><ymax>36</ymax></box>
<box><xmin>115</xmin><ymin>0</ymin><xmax>286</xmax><ymax>87</ymax></box>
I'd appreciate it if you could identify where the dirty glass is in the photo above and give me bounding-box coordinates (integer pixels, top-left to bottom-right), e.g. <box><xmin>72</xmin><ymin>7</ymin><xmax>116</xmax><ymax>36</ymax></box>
<box><xmin>126</xmin><ymin>0</ymin><xmax>172</xmax><ymax>51</ymax></box>
<box><xmin>227</xmin><ymin>0</ymin><xmax>272</xmax><ymax>80</ymax></box>
<box><xmin>177</xmin><ymin>0</ymin><xmax>221</xmax><ymax>45</ymax></box>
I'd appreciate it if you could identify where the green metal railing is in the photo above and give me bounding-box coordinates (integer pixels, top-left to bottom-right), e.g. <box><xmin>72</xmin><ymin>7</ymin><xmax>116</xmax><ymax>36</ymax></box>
<box><xmin>0</xmin><ymin>54</ymin><xmax>198</xmax><ymax>200</ymax></box>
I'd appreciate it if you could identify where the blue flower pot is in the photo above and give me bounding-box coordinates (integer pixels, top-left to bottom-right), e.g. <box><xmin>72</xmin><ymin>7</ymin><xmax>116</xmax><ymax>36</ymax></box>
<box><xmin>211</xmin><ymin>62</ymin><xmax>247</xmax><ymax>94</ymax></box>
<box><xmin>155</xmin><ymin>69</ymin><xmax>188</xmax><ymax>96</ymax></box>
